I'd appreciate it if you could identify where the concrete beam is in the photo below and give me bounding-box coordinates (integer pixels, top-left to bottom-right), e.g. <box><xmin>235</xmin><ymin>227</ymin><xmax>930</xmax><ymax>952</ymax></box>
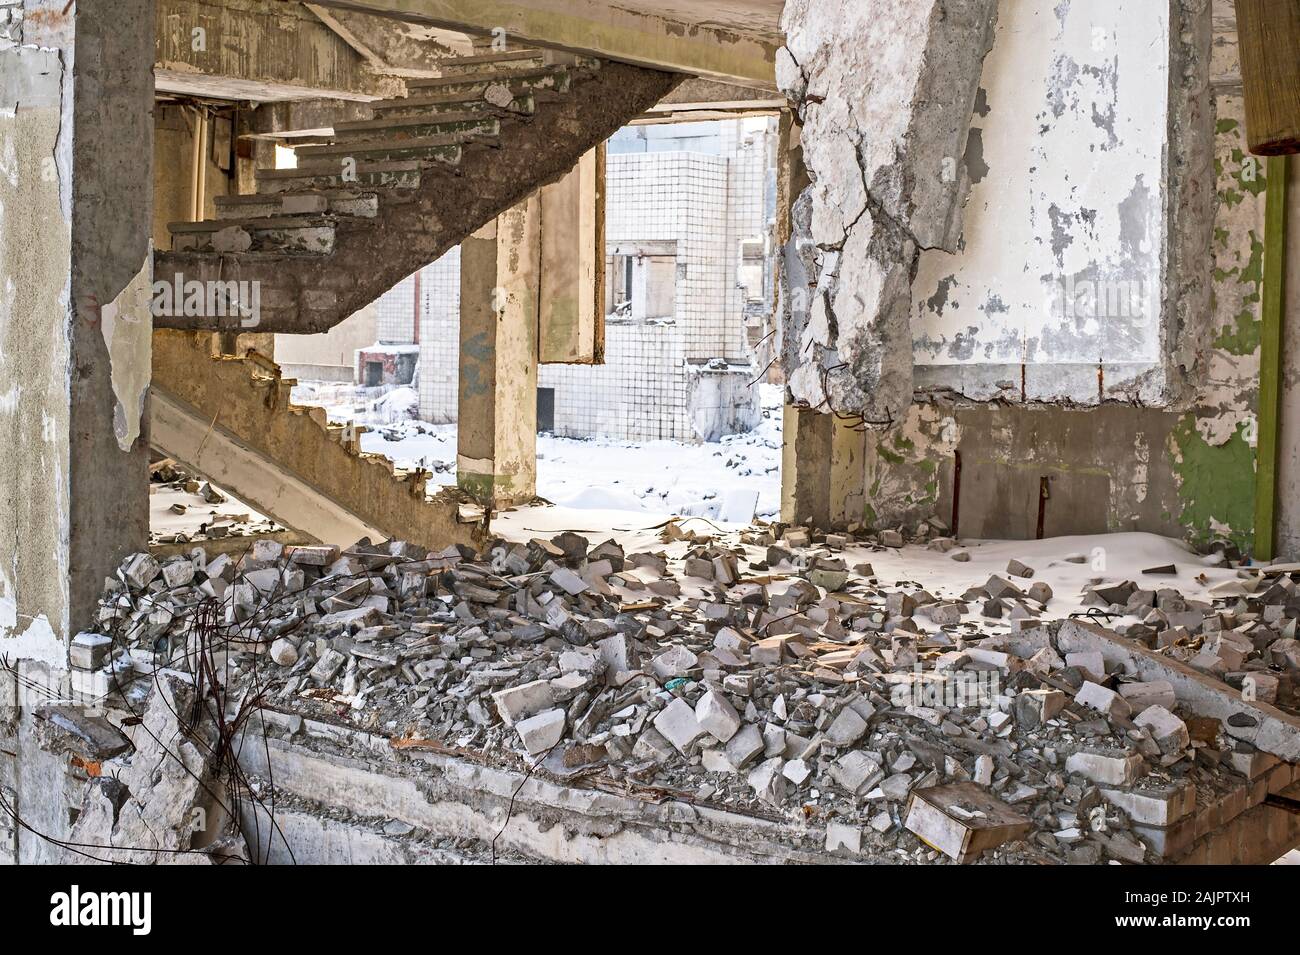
<box><xmin>155</xmin><ymin>0</ymin><xmax>402</xmax><ymax>102</ymax></box>
<box><xmin>0</xmin><ymin>0</ymin><xmax>154</xmax><ymax>662</ymax></box>
<box><xmin>457</xmin><ymin>199</ymin><xmax>540</xmax><ymax>507</ymax></box>
<box><xmin>1057</xmin><ymin>618</ymin><xmax>1300</xmax><ymax>763</ymax></box>
<box><xmin>305</xmin><ymin>3</ymin><xmax>473</xmax><ymax>76</ymax></box>
<box><xmin>305</xmin><ymin>0</ymin><xmax>778</xmax><ymax>87</ymax></box>
<box><xmin>538</xmin><ymin>147</ymin><xmax>604</xmax><ymax>364</ymax></box>
<box><xmin>643</xmin><ymin>76</ymin><xmax>785</xmax><ymax>120</ymax></box>
<box><xmin>150</xmin><ymin>389</ymin><xmax>384</xmax><ymax>545</ymax></box>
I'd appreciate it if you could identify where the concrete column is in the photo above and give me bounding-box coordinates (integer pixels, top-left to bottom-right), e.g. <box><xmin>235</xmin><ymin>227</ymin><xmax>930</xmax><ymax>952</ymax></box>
<box><xmin>456</xmin><ymin>196</ymin><xmax>540</xmax><ymax>507</ymax></box>
<box><xmin>0</xmin><ymin>0</ymin><xmax>154</xmax><ymax>662</ymax></box>
<box><xmin>781</xmin><ymin>405</ymin><xmax>866</xmax><ymax>529</ymax></box>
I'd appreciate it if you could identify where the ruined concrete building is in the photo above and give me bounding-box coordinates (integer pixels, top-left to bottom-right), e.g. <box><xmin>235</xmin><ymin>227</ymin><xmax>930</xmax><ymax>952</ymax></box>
<box><xmin>3</xmin><ymin>0</ymin><xmax>1300</xmax><ymax>885</ymax></box>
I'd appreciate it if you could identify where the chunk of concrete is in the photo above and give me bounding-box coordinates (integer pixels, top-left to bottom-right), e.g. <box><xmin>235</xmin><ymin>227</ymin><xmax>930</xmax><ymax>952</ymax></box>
<box><xmin>695</xmin><ymin>689</ymin><xmax>742</xmax><ymax>742</ymax></box>
<box><xmin>653</xmin><ymin>698</ymin><xmax>705</xmax><ymax>754</ymax></box>
<box><xmin>1065</xmin><ymin>749</ymin><xmax>1145</xmax><ymax>786</ymax></box>
<box><xmin>516</xmin><ymin>708</ymin><xmax>566</xmax><ymax>755</ymax></box>
<box><xmin>1074</xmin><ymin>681</ymin><xmax>1131</xmax><ymax>720</ymax></box>
<box><xmin>724</xmin><ymin>722</ymin><xmax>765</xmax><ymax>771</ymax></box>
<box><xmin>1118</xmin><ymin>679</ymin><xmax>1176</xmax><ymax>714</ymax></box>
<box><xmin>1133</xmin><ymin>705</ymin><xmax>1190</xmax><ymax>754</ymax></box>
<box><xmin>492</xmin><ymin>680</ymin><xmax>556</xmax><ymax>727</ymax></box>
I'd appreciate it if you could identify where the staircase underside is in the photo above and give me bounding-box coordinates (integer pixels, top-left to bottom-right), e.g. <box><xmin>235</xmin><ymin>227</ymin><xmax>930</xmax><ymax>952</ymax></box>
<box><xmin>154</xmin><ymin>62</ymin><xmax>681</xmax><ymax>335</ymax></box>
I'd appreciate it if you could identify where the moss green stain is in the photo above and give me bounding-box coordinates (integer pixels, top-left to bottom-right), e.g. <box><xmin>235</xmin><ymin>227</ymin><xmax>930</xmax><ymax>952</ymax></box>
<box><xmin>877</xmin><ymin>446</ymin><xmax>905</xmax><ymax>465</ymax></box>
<box><xmin>1171</xmin><ymin>415</ymin><xmax>1255</xmax><ymax>549</ymax></box>
<box><xmin>1240</xmin><ymin>232</ymin><xmax>1265</xmax><ymax>293</ymax></box>
<box><xmin>1214</xmin><ymin>307</ymin><xmax>1262</xmax><ymax>355</ymax></box>
<box><xmin>1216</xmin><ymin>118</ymin><xmax>1239</xmax><ymax>134</ymax></box>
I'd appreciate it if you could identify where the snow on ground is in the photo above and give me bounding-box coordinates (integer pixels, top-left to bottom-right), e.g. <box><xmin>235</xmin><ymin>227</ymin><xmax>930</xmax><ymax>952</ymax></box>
<box><xmin>287</xmin><ymin>379</ymin><xmax>1248</xmax><ymax>618</ymax></box>
<box><xmin>290</xmin><ymin>380</ymin><xmax>783</xmax><ymax>521</ymax></box>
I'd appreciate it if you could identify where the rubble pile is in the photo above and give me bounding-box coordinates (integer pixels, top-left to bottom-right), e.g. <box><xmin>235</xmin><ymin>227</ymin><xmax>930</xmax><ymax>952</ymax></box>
<box><xmin>83</xmin><ymin>523</ymin><xmax>1300</xmax><ymax>864</ymax></box>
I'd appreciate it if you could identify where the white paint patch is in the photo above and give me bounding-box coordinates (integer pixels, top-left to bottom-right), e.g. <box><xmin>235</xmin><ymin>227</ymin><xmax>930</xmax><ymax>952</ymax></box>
<box><xmin>0</xmin><ymin>603</ymin><xmax>64</xmax><ymax>668</ymax></box>
<box><xmin>0</xmin><ymin>572</ymin><xmax>66</xmax><ymax>670</ymax></box>
<box><xmin>99</xmin><ymin>247</ymin><xmax>153</xmax><ymax>451</ymax></box>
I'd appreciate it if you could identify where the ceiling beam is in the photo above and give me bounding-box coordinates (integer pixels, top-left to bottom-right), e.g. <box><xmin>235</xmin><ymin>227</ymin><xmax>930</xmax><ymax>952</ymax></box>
<box><xmin>304</xmin><ymin>0</ymin><xmax>778</xmax><ymax>88</ymax></box>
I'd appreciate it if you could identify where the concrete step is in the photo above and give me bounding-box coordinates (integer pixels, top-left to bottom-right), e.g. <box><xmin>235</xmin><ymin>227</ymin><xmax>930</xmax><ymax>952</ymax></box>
<box><xmin>254</xmin><ymin>159</ymin><xmax>428</xmax><ymax>194</ymax></box>
<box><xmin>332</xmin><ymin>112</ymin><xmax>500</xmax><ymax>141</ymax></box>
<box><xmin>168</xmin><ymin>215</ymin><xmax>336</xmax><ymax>254</ymax></box>
<box><xmin>432</xmin><ymin>49</ymin><xmax>547</xmax><ymax>76</ymax></box>
<box><xmin>213</xmin><ymin>190</ymin><xmax>379</xmax><ymax>219</ymax></box>
<box><xmin>405</xmin><ymin>64</ymin><xmax>568</xmax><ymax>93</ymax></box>
<box><xmin>370</xmin><ymin>90</ymin><xmax>536</xmax><ymax>118</ymax></box>
<box><xmin>296</xmin><ymin>134</ymin><xmax>482</xmax><ymax>164</ymax></box>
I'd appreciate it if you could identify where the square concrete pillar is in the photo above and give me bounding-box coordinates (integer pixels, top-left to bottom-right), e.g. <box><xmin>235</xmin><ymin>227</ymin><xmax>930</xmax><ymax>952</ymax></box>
<box><xmin>456</xmin><ymin>196</ymin><xmax>540</xmax><ymax>507</ymax></box>
<box><xmin>780</xmin><ymin>405</ymin><xmax>866</xmax><ymax>530</ymax></box>
<box><xmin>0</xmin><ymin>0</ymin><xmax>154</xmax><ymax>662</ymax></box>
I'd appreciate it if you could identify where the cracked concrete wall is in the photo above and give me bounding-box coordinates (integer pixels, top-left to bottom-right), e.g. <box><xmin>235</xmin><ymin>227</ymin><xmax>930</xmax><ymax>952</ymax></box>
<box><xmin>0</xmin><ymin>0</ymin><xmax>153</xmax><ymax>663</ymax></box>
<box><xmin>855</xmin><ymin>1</ymin><xmax>1270</xmax><ymax>551</ymax></box>
<box><xmin>776</xmin><ymin>0</ymin><xmax>998</xmax><ymax>423</ymax></box>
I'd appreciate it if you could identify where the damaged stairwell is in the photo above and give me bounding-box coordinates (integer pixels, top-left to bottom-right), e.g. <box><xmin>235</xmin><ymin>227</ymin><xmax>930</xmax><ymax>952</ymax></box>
<box><xmin>154</xmin><ymin>49</ymin><xmax>681</xmax><ymax>335</ymax></box>
<box><xmin>150</xmin><ymin>330</ymin><xmax>487</xmax><ymax>553</ymax></box>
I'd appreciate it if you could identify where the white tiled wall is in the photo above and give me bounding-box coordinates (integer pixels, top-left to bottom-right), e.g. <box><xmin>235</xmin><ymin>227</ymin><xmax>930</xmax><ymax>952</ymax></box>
<box><xmin>540</xmin><ymin>322</ymin><xmax>690</xmax><ymax>440</ymax></box>
<box><xmin>416</xmin><ymin>249</ymin><xmax>461</xmax><ymax>424</ymax></box>
<box><xmin>374</xmin><ymin>275</ymin><xmax>416</xmax><ymax>344</ymax></box>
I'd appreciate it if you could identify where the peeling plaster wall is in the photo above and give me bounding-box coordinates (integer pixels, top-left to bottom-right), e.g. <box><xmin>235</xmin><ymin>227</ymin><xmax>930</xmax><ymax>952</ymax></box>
<box><xmin>0</xmin><ymin>0</ymin><xmax>153</xmax><ymax>663</ymax></box>
<box><xmin>0</xmin><ymin>41</ymin><xmax>73</xmax><ymax>665</ymax></box>
<box><xmin>855</xmin><ymin>1</ymin><xmax>1268</xmax><ymax>551</ymax></box>
<box><xmin>911</xmin><ymin>0</ymin><xmax>1182</xmax><ymax>404</ymax></box>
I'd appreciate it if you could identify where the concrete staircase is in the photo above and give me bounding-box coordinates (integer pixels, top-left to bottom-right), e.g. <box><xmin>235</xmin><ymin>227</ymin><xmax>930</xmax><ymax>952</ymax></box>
<box><xmin>150</xmin><ymin>330</ymin><xmax>487</xmax><ymax>553</ymax></box>
<box><xmin>155</xmin><ymin>49</ymin><xmax>680</xmax><ymax>334</ymax></box>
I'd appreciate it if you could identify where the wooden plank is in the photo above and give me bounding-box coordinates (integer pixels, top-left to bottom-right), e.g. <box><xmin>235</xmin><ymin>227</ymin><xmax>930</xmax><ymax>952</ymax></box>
<box><xmin>1236</xmin><ymin>0</ymin><xmax>1300</xmax><ymax>155</ymax></box>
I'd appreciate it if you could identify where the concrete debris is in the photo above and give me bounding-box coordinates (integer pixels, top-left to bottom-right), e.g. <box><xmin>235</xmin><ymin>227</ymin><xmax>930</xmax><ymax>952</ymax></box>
<box><xmin>148</xmin><ymin>459</ymin><xmax>284</xmax><ymax>545</ymax></box>
<box><xmin>84</xmin><ymin>522</ymin><xmax>1300</xmax><ymax>865</ymax></box>
<box><xmin>60</xmin><ymin>673</ymin><xmax>249</xmax><ymax>864</ymax></box>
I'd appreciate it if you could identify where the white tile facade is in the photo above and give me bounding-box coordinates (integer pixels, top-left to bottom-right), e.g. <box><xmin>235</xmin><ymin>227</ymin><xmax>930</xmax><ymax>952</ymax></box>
<box><xmin>382</xmin><ymin>118</ymin><xmax>776</xmax><ymax>441</ymax></box>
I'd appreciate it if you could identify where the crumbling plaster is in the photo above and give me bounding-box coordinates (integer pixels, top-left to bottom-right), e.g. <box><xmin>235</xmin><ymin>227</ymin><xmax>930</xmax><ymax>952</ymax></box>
<box><xmin>775</xmin><ymin>0</ymin><xmax>998</xmax><ymax>424</ymax></box>
<box><xmin>911</xmin><ymin>0</ymin><xmax>1197</xmax><ymax>406</ymax></box>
